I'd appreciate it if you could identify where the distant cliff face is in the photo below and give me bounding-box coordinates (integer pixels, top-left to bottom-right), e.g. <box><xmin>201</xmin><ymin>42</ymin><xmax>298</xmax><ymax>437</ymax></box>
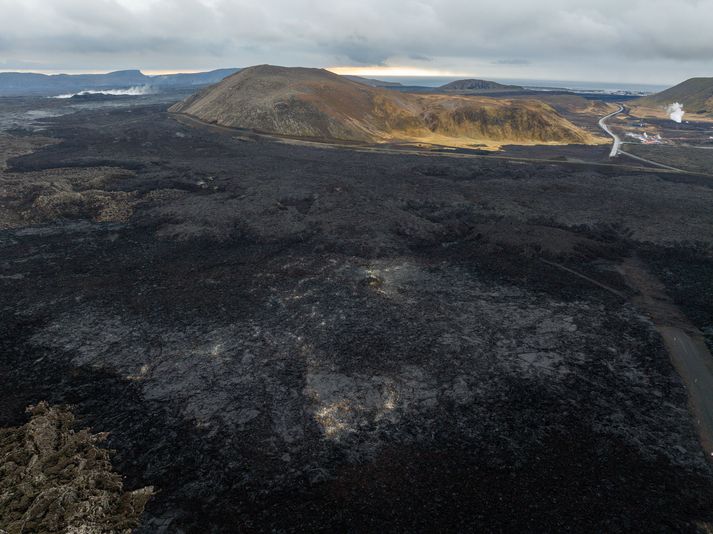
<box><xmin>635</xmin><ymin>78</ymin><xmax>713</xmax><ymax>116</ymax></box>
<box><xmin>170</xmin><ymin>65</ymin><xmax>600</xmax><ymax>148</ymax></box>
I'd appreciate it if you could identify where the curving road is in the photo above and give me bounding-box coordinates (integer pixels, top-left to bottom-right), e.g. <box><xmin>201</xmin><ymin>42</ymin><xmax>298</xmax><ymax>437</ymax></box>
<box><xmin>598</xmin><ymin>104</ymin><xmax>624</xmax><ymax>158</ymax></box>
<box><xmin>598</xmin><ymin>106</ymin><xmax>691</xmax><ymax>173</ymax></box>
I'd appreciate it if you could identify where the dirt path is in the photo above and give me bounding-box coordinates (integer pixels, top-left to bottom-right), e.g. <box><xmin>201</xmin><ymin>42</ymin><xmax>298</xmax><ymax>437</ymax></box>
<box><xmin>659</xmin><ymin>328</ymin><xmax>713</xmax><ymax>456</ymax></box>
<box><xmin>539</xmin><ymin>258</ymin><xmax>627</xmax><ymax>299</ymax></box>
<box><xmin>619</xmin><ymin>148</ymin><xmax>691</xmax><ymax>174</ymax></box>
<box><xmin>619</xmin><ymin>257</ymin><xmax>713</xmax><ymax>459</ymax></box>
<box><xmin>535</xmin><ymin>257</ymin><xmax>713</xmax><ymax>455</ymax></box>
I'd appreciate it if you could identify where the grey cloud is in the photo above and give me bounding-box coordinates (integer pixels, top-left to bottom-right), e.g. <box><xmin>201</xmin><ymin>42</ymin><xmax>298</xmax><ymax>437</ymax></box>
<box><xmin>328</xmin><ymin>36</ymin><xmax>391</xmax><ymax>66</ymax></box>
<box><xmin>493</xmin><ymin>59</ymin><xmax>530</xmax><ymax>65</ymax></box>
<box><xmin>0</xmin><ymin>0</ymin><xmax>711</xmax><ymax>83</ymax></box>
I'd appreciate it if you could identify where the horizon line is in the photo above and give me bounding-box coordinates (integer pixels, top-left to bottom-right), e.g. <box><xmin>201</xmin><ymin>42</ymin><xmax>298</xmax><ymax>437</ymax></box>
<box><xmin>0</xmin><ymin>66</ymin><xmax>675</xmax><ymax>87</ymax></box>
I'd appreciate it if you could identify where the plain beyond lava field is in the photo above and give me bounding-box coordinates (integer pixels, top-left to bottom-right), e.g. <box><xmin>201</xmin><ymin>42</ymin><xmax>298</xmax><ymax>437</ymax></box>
<box><xmin>2</xmin><ymin>98</ymin><xmax>713</xmax><ymax>532</ymax></box>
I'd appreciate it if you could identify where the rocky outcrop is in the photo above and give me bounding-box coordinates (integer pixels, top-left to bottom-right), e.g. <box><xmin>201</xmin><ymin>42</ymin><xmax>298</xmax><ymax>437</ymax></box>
<box><xmin>0</xmin><ymin>403</ymin><xmax>153</xmax><ymax>533</ymax></box>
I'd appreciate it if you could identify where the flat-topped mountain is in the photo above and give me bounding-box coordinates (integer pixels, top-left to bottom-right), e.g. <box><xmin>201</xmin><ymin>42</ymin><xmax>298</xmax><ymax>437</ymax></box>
<box><xmin>440</xmin><ymin>79</ymin><xmax>524</xmax><ymax>92</ymax></box>
<box><xmin>170</xmin><ymin>65</ymin><xmax>600</xmax><ymax>148</ymax></box>
<box><xmin>0</xmin><ymin>68</ymin><xmax>240</xmax><ymax>96</ymax></box>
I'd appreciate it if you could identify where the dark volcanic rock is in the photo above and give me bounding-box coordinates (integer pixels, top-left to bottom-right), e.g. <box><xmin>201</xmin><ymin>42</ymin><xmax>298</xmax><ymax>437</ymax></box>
<box><xmin>1</xmin><ymin>100</ymin><xmax>713</xmax><ymax>532</ymax></box>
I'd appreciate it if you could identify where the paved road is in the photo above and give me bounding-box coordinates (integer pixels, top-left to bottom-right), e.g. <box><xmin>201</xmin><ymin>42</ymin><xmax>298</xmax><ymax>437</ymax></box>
<box><xmin>597</xmin><ymin>106</ymin><xmax>696</xmax><ymax>173</ymax></box>
<box><xmin>598</xmin><ymin>105</ymin><xmax>624</xmax><ymax>158</ymax></box>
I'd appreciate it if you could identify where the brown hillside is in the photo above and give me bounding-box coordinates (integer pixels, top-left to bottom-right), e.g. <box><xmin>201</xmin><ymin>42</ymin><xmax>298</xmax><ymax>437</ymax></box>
<box><xmin>631</xmin><ymin>77</ymin><xmax>713</xmax><ymax>121</ymax></box>
<box><xmin>635</xmin><ymin>77</ymin><xmax>713</xmax><ymax>115</ymax></box>
<box><xmin>170</xmin><ymin>65</ymin><xmax>603</xmax><ymax>148</ymax></box>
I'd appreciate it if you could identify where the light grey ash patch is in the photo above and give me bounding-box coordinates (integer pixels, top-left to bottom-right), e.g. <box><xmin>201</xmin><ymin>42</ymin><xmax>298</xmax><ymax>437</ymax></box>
<box><xmin>28</xmin><ymin>256</ymin><xmax>708</xmax><ymax>487</ymax></box>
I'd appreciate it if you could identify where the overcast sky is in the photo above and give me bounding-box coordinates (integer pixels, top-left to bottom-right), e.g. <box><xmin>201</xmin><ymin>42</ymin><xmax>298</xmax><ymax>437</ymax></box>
<box><xmin>0</xmin><ymin>0</ymin><xmax>711</xmax><ymax>84</ymax></box>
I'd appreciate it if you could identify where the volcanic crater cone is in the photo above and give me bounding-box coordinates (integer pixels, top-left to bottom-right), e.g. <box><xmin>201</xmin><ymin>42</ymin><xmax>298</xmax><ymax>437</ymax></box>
<box><xmin>170</xmin><ymin>65</ymin><xmax>601</xmax><ymax>148</ymax></box>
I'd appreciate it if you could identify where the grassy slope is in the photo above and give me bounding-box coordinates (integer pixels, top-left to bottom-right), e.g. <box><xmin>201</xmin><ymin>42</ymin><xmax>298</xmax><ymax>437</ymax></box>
<box><xmin>634</xmin><ymin>78</ymin><xmax>713</xmax><ymax>118</ymax></box>
<box><xmin>170</xmin><ymin>65</ymin><xmax>604</xmax><ymax>149</ymax></box>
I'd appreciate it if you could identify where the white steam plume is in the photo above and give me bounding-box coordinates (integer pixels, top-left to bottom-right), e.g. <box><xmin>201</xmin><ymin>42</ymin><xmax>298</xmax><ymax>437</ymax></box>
<box><xmin>52</xmin><ymin>85</ymin><xmax>155</xmax><ymax>99</ymax></box>
<box><xmin>666</xmin><ymin>102</ymin><xmax>685</xmax><ymax>123</ymax></box>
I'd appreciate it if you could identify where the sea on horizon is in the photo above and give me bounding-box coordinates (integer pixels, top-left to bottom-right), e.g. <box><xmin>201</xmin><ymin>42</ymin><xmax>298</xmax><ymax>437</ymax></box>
<box><xmin>372</xmin><ymin>76</ymin><xmax>668</xmax><ymax>94</ymax></box>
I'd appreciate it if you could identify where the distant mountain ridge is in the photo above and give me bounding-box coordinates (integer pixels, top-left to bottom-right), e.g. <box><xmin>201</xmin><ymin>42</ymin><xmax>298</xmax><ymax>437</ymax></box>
<box><xmin>171</xmin><ymin>65</ymin><xmax>601</xmax><ymax>148</ymax></box>
<box><xmin>0</xmin><ymin>68</ymin><xmax>240</xmax><ymax>96</ymax></box>
<box><xmin>343</xmin><ymin>76</ymin><xmax>403</xmax><ymax>88</ymax></box>
<box><xmin>635</xmin><ymin>77</ymin><xmax>713</xmax><ymax>115</ymax></box>
<box><xmin>440</xmin><ymin>79</ymin><xmax>524</xmax><ymax>92</ymax></box>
